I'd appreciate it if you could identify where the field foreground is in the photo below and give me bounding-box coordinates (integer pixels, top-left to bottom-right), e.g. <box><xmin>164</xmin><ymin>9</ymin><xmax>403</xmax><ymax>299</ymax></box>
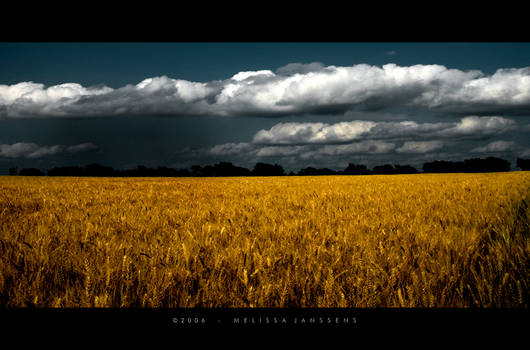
<box><xmin>1</xmin><ymin>173</ymin><xmax>529</xmax><ymax>307</ymax></box>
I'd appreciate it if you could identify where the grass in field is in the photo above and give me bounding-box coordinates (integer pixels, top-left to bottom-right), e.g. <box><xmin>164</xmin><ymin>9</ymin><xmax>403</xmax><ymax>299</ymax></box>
<box><xmin>0</xmin><ymin>172</ymin><xmax>529</xmax><ymax>307</ymax></box>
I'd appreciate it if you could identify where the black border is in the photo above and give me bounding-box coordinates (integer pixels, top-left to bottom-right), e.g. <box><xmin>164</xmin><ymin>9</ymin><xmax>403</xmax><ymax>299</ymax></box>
<box><xmin>1</xmin><ymin>307</ymin><xmax>528</xmax><ymax>333</ymax></box>
<box><xmin>1</xmin><ymin>4</ymin><xmax>529</xmax><ymax>340</ymax></box>
<box><xmin>2</xmin><ymin>1</ymin><xmax>529</xmax><ymax>42</ymax></box>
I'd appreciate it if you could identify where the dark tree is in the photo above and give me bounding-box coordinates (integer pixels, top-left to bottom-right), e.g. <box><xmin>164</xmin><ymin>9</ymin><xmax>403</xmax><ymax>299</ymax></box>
<box><xmin>464</xmin><ymin>158</ymin><xmax>490</xmax><ymax>172</ymax></box>
<box><xmin>423</xmin><ymin>160</ymin><xmax>457</xmax><ymax>173</ymax></box>
<box><xmin>394</xmin><ymin>164</ymin><xmax>418</xmax><ymax>174</ymax></box>
<box><xmin>423</xmin><ymin>157</ymin><xmax>511</xmax><ymax>173</ymax></box>
<box><xmin>190</xmin><ymin>165</ymin><xmax>216</xmax><ymax>177</ymax></box>
<box><xmin>298</xmin><ymin>167</ymin><xmax>317</xmax><ymax>176</ymax></box>
<box><xmin>516</xmin><ymin>158</ymin><xmax>530</xmax><ymax>171</ymax></box>
<box><xmin>174</xmin><ymin>168</ymin><xmax>191</xmax><ymax>177</ymax></box>
<box><xmin>211</xmin><ymin>162</ymin><xmax>251</xmax><ymax>177</ymax></box>
<box><xmin>298</xmin><ymin>167</ymin><xmax>337</xmax><ymax>176</ymax></box>
<box><xmin>48</xmin><ymin>166</ymin><xmax>84</xmax><ymax>176</ymax></box>
<box><xmin>191</xmin><ymin>165</ymin><xmax>204</xmax><ymax>177</ymax></box>
<box><xmin>84</xmin><ymin>163</ymin><xmax>116</xmax><ymax>177</ymax></box>
<box><xmin>343</xmin><ymin>163</ymin><xmax>370</xmax><ymax>175</ymax></box>
<box><xmin>8</xmin><ymin>167</ymin><xmax>18</xmax><ymax>176</ymax></box>
<box><xmin>153</xmin><ymin>166</ymin><xmax>180</xmax><ymax>177</ymax></box>
<box><xmin>453</xmin><ymin>157</ymin><xmax>510</xmax><ymax>173</ymax></box>
<box><xmin>252</xmin><ymin>162</ymin><xmax>285</xmax><ymax>176</ymax></box>
<box><xmin>19</xmin><ymin>168</ymin><xmax>44</xmax><ymax>176</ymax></box>
<box><xmin>372</xmin><ymin>164</ymin><xmax>396</xmax><ymax>175</ymax></box>
<box><xmin>202</xmin><ymin>165</ymin><xmax>215</xmax><ymax>177</ymax></box>
<box><xmin>134</xmin><ymin>165</ymin><xmax>149</xmax><ymax>177</ymax></box>
<box><xmin>485</xmin><ymin>157</ymin><xmax>510</xmax><ymax>172</ymax></box>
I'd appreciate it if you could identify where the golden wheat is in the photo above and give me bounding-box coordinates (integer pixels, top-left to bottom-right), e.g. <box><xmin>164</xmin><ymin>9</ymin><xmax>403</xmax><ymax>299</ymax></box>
<box><xmin>0</xmin><ymin>172</ymin><xmax>529</xmax><ymax>307</ymax></box>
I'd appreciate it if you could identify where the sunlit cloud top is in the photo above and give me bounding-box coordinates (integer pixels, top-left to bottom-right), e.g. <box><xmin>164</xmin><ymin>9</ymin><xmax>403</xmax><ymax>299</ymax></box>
<box><xmin>1</xmin><ymin>63</ymin><xmax>530</xmax><ymax>118</ymax></box>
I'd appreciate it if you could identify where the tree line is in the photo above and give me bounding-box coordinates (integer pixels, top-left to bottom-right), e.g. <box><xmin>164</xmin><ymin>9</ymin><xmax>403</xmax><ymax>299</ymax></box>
<box><xmin>8</xmin><ymin>157</ymin><xmax>530</xmax><ymax>177</ymax></box>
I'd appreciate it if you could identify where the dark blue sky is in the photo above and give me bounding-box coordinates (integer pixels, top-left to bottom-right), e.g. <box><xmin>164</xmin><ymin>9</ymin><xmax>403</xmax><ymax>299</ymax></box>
<box><xmin>1</xmin><ymin>42</ymin><xmax>530</xmax><ymax>173</ymax></box>
<box><xmin>2</xmin><ymin>42</ymin><xmax>530</xmax><ymax>86</ymax></box>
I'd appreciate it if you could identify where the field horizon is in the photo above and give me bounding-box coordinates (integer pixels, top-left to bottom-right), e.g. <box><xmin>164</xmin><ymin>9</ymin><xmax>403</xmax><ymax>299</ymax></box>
<box><xmin>1</xmin><ymin>172</ymin><xmax>529</xmax><ymax>308</ymax></box>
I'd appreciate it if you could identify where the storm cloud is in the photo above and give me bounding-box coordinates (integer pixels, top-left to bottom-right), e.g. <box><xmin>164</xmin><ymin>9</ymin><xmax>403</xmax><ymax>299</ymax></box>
<box><xmin>396</xmin><ymin>141</ymin><xmax>444</xmax><ymax>154</ymax></box>
<box><xmin>0</xmin><ymin>142</ymin><xmax>98</xmax><ymax>159</ymax></box>
<box><xmin>1</xmin><ymin>63</ymin><xmax>530</xmax><ymax>118</ymax></box>
<box><xmin>205</xmin><ymin>115</ymin><xmax>523</xmax><ymax>169</ymax></box>
<box><xmin>251</xmin><ymin>116</ymin><xmax>515</xmax><ymax>145</ymax></box>
<box><xmin>470</xmin><ymin>140</ymin><xmax>515</xmax><ymax>153</ymax></box>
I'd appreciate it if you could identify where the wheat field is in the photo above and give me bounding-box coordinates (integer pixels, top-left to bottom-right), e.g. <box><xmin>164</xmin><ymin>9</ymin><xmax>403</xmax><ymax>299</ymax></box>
<box><xmin>0</xmin><ymin>172</ymin><xmax>529</xmax><ymax>307</ymax></box>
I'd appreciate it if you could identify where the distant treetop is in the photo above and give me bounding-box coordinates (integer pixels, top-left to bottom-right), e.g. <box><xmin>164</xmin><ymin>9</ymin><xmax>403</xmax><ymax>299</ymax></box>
<box><xmin>10</xmin><ymin>156</ymin><xmax>527</xmax><ymax>177</ymax></box>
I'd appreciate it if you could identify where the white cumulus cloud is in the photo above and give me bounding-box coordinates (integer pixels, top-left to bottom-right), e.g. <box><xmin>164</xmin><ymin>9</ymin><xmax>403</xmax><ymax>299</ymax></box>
<box><xmin>439</xmin><ymin>116</ymin><xmax>516</xmax><ymax>136</ymax></box>
<box><xmin>1</xmin><ymin>63</ymin><xmax>529</xmax><ymax>118</ymax></box>
<box><xmin>252</xmin><ymin>121</ymin><xmax>376</xmax><ymax>144</ymax></box>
